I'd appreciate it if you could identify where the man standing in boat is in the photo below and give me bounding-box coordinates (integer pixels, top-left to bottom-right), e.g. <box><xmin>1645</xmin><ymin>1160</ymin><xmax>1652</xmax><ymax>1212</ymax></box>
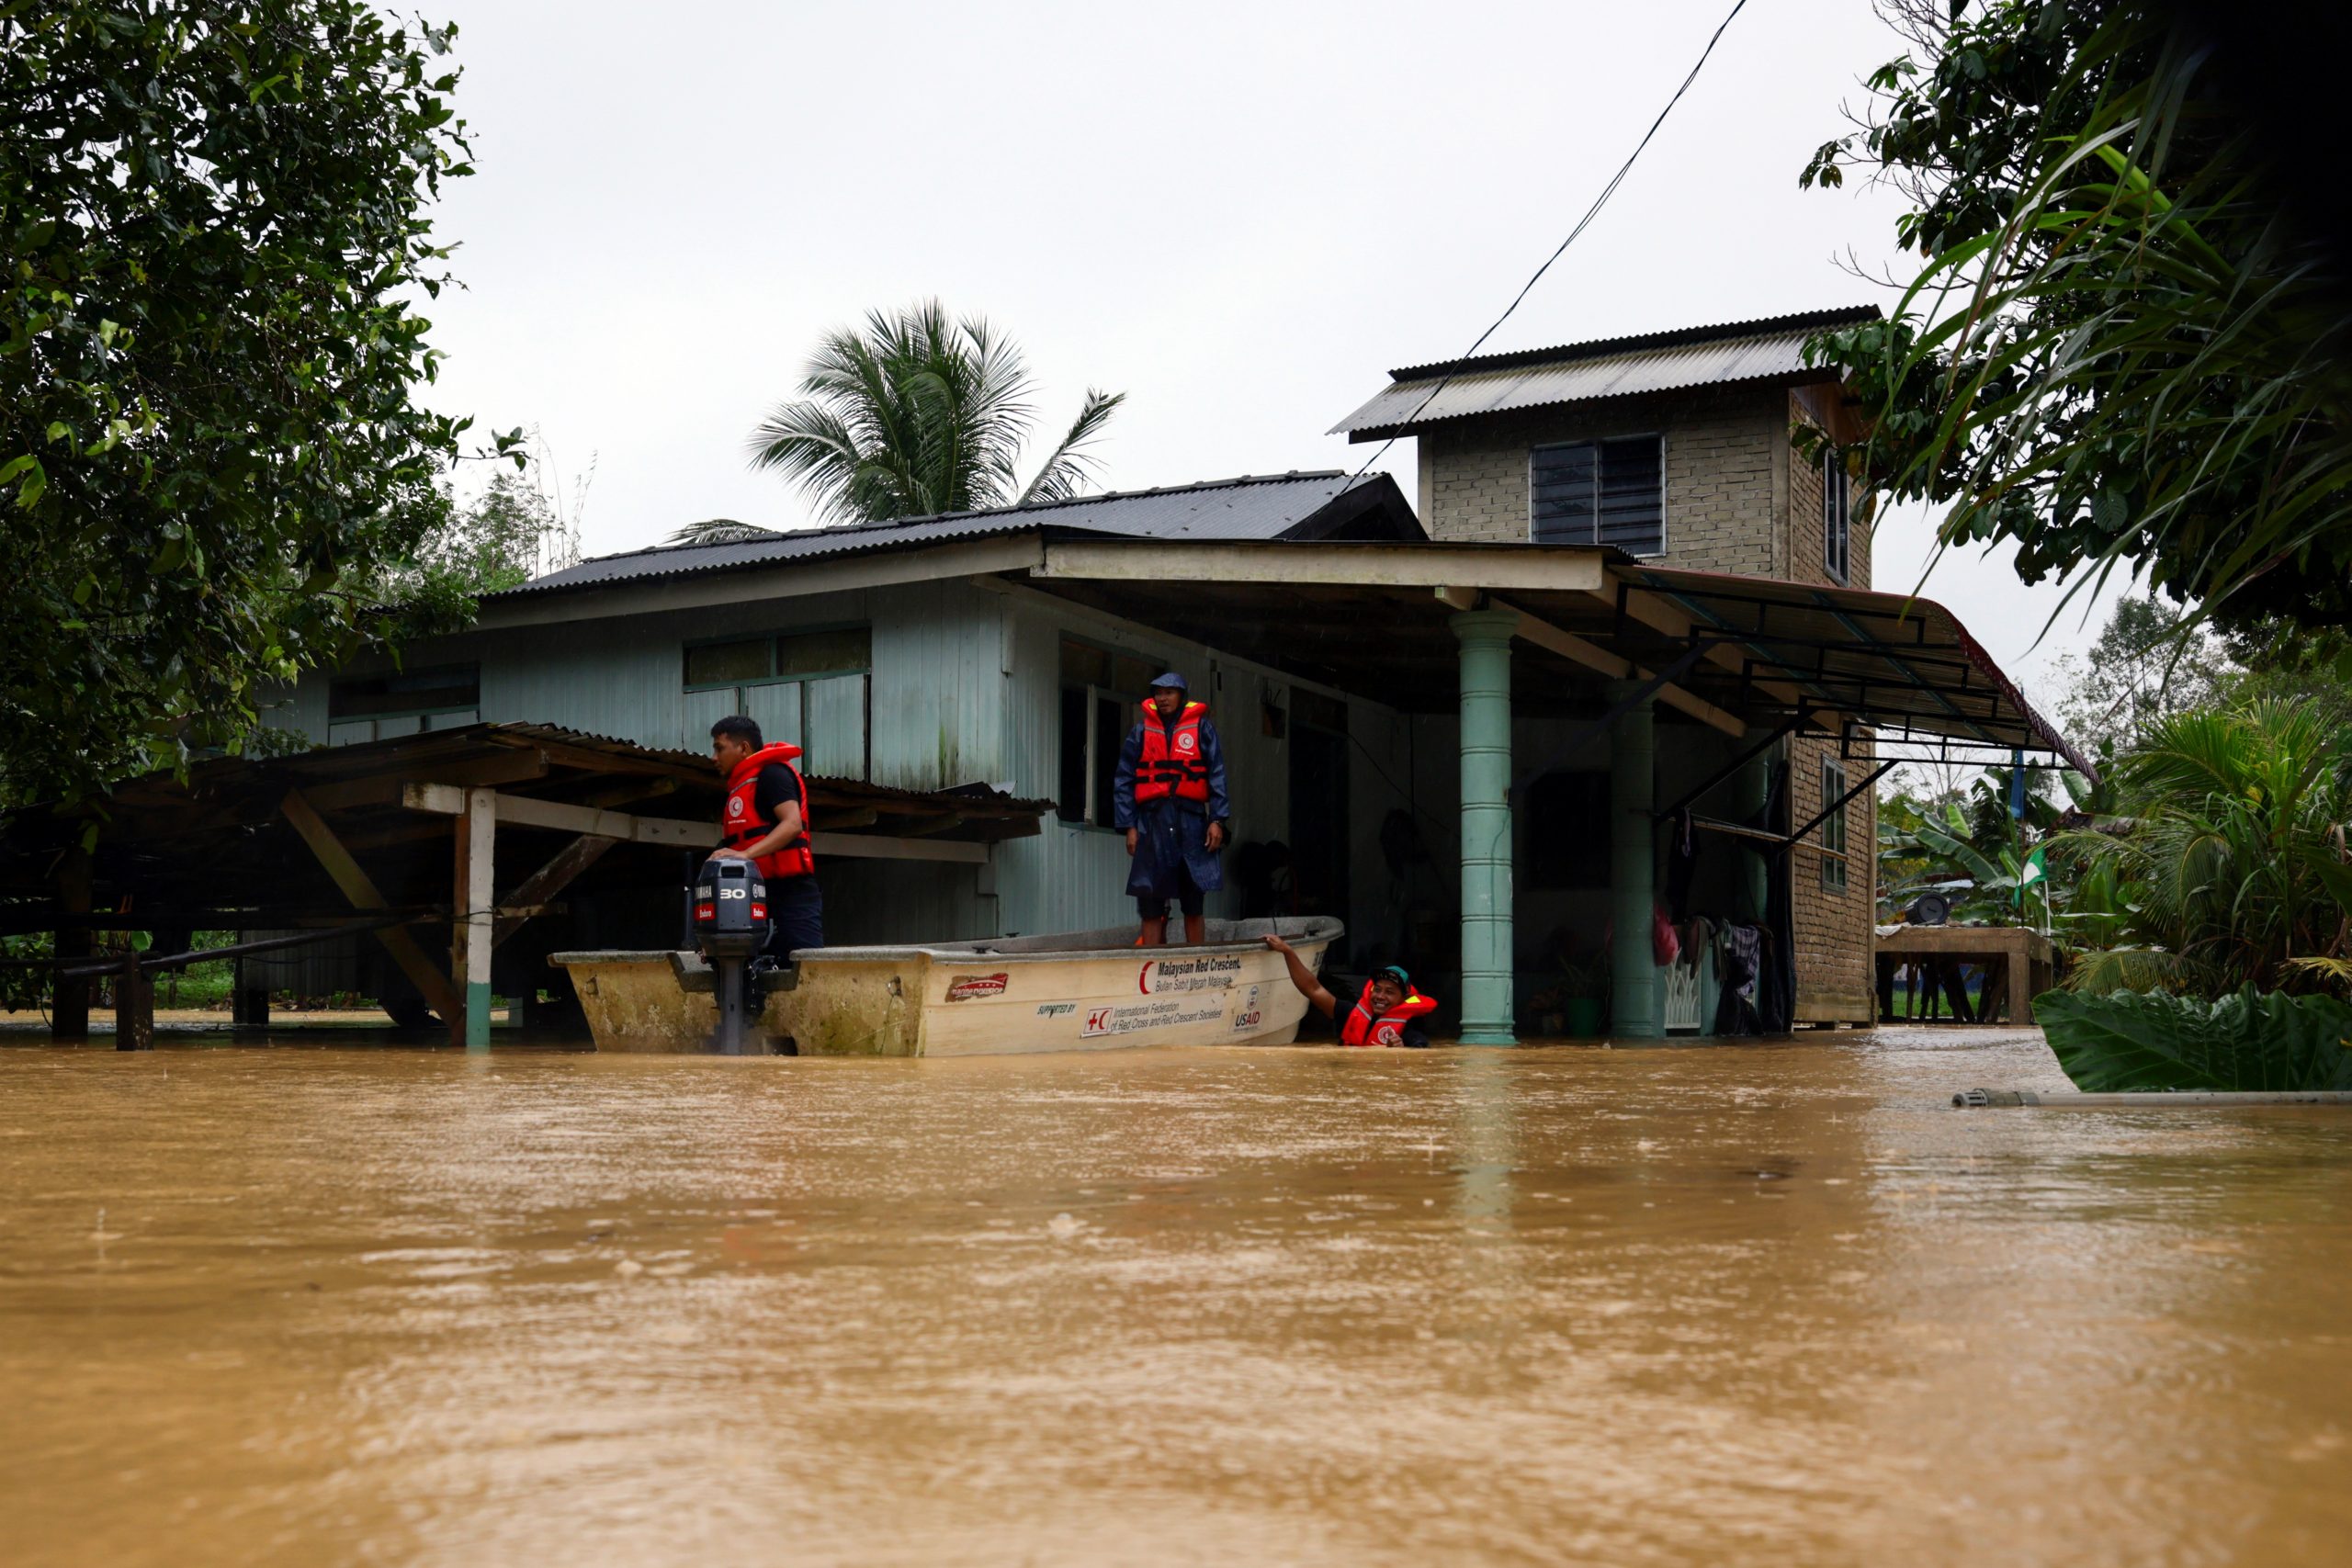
<box><xmin>1114</xmin><ymin>671</ymin><xmax>1229</xmax><ymax>947</ymax></box>
<box><xmin>708</xmin><ymin>715</ymin><xmax>825</xmax><ymax>963</ymax></box>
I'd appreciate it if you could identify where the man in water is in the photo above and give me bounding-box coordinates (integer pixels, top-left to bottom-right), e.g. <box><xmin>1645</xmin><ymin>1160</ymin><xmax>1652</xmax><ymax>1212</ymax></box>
<box><xmin>1263</xmin><ymin>933</ymin><xmax>1438</xmax><ymax>1047</ymax></box>
<box><xmin>1114</xmin><ymin>671</ymin><xmax>1229</xmax><ymax>946</ymax></box>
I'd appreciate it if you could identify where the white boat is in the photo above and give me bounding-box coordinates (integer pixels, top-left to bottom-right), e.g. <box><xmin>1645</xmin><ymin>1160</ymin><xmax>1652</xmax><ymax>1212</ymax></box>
<box><xmin>553</xmin><ymin>916</ymin><xmax>1341</xmax><ymax>1056</ymax></box>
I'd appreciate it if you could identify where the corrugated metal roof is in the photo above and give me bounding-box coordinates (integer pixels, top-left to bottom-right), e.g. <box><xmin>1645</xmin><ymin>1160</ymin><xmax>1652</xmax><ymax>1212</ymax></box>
<box><xmin>1612</xmin><ymin>563</ymin><xmax>2096</xmax><ymax>778</ymax></box>
<box><xmin>1330</xmin><ymin>306</ymin><xmax>1880</xmax><ymax>439</ymax></box>
<box><xmin>503</xmin><ymin>471</ymin><xmax>1406</xmax><ymax>597</ymax></box>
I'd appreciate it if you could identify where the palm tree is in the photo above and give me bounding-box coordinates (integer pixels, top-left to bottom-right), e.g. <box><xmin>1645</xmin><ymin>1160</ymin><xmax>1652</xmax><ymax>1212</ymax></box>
<box><xmin>666</xmin><ymin>518</ymin><xmax>777</xmax><ymax>547</ymax></box>
<box><xmin>746</xmin><ymin>301</ymin><xmax>1125</xmax><ymax>525</ymax></box>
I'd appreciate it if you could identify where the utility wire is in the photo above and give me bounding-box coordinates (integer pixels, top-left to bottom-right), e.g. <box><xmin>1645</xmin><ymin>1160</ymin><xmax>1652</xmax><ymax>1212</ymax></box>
<box><xmin>1342</xmin><ymin>0</ymin><xmax>1754</xmax><ymax>487</ymax></box>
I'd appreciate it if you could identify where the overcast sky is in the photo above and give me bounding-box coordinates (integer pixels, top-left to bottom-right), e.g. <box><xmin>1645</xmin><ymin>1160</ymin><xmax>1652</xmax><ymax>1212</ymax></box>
<box><xmin>420</xmin><ymin>0</ymin><xmax>2128</xmax><ymax>699</ymax></box>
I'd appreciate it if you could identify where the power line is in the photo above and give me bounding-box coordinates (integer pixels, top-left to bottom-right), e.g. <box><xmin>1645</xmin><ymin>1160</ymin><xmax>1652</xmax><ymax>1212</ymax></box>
<box><xmin>1345</xmin><ymin>0</ymin><xmax>1755</xmax><ymax>485</ymax></box>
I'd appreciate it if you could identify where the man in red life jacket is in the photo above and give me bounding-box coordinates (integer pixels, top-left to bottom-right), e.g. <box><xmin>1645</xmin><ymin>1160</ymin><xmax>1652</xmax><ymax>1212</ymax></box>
<box><xmin>1263</xmin><ymin>933</ymin><xmax>1438</xmax><ymax>1048</ymax></box>
<box><xmin>1113</xmin><ymin>671</ymin><xmax>1229</xmax><ymax>946</ymax></box>
<box><xmin>707</xmin><ymin>715</ymin><xmax>824</xmax><ymax>963</ymax></box>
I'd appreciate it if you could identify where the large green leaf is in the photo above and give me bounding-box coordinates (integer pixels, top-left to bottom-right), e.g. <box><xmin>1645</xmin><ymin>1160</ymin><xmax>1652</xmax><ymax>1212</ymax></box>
<box><xmin>2038</xmin><ymin>988</ymin><xmax>2352</xmax><ymax>1092</ymax></box>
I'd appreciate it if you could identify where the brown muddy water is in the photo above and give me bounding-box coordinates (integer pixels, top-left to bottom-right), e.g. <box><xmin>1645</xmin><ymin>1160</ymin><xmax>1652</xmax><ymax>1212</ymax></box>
<box><xmin>4</xmin><ymin>1031</ymin><xmax>2349</xmax><ymax>1568</ymax></box>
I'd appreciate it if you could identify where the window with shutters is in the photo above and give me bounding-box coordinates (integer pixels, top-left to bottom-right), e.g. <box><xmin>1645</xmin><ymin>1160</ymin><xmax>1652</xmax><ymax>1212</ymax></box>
<box><xmin>1823</xmin><ymin>449</ymin><xmax>1851</xmax><ymax>584</ymax></box>
<box><xmin>1529</xmin><ymin>435</ymin><xmax>1665</xmax><ymax>555</ymax></box>
<box><xmin>683</xmin><ymin>626</ymin><xmax>871</xmax><ymax>777</ymax></box>
<box><xmin>1057</xmin><ymin>637</ymin><xmax>1168</xmax><ymax>827</ymax></box>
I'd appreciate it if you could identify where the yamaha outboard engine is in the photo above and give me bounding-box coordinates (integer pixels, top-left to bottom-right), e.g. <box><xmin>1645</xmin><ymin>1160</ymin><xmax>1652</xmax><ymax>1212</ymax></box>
<box><xmin>692</xmin><ymin>853</ymin><xmax>770</xmax><ymax>1055</ymax></box>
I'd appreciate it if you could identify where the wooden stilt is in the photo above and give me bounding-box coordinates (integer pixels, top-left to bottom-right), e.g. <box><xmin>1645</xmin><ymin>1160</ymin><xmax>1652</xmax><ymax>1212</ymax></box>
<box><xmin>52</xmin><ymin>847</ymin><xmax>91</xmax><ymax>1043</ymax></box>
<box><xmin>452</xmin><ymin>788</ymin><xmax>496</xmax><ymax>1049</ymax></box>
<box><xmin>117</xmin><ymin>950</ymin><xmax>153</xmax><ymax>1052</ymax></box>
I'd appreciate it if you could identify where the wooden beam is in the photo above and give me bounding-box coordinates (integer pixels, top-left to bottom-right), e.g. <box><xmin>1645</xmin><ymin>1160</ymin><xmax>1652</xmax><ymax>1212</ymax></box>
<box><xmin>1610</xmin><ymin>581</ymin><xmax>1855</xmax><ymax>733</ymax></box>
<box><xmin>577</xmin><ymin>776</ymin><xmax>681</xmax><ymax>811</ymax></box>
<box><xmin>809</xmin><ymin>832</ymin><xmax>986</xmax><ymax>864</ymax></box>
<box><xmin>1036</xmin><ymin>539</ymin><xmax>1609</xmax><ymax>592</ymax></box>
<box><xmin>401</xmin><ymin>784</ymin><xmax>718</xmax><ymax>847</ymax></box>
<box><xmin>1436</xmin><ymin>586</ymin><xmax>1746</xmax><ymax>737</ymax></box>
<box><xmin>300</xmin><ymin>749</ymin><xmax>552</xmax><ymax>813</ymax></box>
<box><xmin>492</xmin><ymin>835</ymin><xmax>616</xmax><ymax>949</ymax></box>
<box><xmin>280</xmin><ymin>789</ymin><xmax>466</xmax><ymax>1022</ymax></box>
<box><xmin>817</xmin><ymin>807</ymin><xmax>880</xmax><ymax>829</ymax></box>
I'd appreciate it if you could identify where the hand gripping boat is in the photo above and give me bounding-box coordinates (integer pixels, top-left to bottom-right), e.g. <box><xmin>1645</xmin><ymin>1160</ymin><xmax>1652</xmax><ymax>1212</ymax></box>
<box><xmin>553</xmin><ymin>916</ymin><xmax>1341</xmax><ymax>1056</ymax></box>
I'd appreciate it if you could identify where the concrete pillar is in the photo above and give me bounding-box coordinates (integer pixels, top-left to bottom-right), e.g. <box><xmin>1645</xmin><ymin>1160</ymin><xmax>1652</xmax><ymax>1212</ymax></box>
<box><xmin>1451</xmin><ymin>610</ymin><xmax>1517</xmax><ymax>1045</ymax></box>
<box><xmin>1609</xmin><ymin>681</ymin><xmax>1661</xmax><ymax>1040</ymax></box>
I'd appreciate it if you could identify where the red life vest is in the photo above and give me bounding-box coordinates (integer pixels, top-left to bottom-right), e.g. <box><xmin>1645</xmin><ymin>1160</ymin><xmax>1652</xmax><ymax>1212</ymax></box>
<box><xmin>721</xmin><ymin>742</ymin><xmax>815</xmax><ymax>880</ymax></box>
<box><xmin>1134</xmin><ymin>700</ymin><xmax>1211</xmax><ymax>805</ymax></box>
<box><xmin>1340</xmin><ymin>979</ymin><xmax>1438</xmax><ymax>1047</ymax></box>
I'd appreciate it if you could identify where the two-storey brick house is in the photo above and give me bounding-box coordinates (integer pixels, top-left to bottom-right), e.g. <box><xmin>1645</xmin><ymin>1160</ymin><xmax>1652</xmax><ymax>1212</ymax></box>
<box><xmin>1334</xmin><ymin>307</ymin><xmax>1883</xmax><ymax>1024</ymax></box>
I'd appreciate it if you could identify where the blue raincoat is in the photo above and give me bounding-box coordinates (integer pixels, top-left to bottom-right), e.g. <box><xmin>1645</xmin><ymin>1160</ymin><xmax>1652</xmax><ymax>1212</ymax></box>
<box><xmin>1113</xmin><ymin>707</ymin><xmax>1230</xmax><ymax>901</ymax></box>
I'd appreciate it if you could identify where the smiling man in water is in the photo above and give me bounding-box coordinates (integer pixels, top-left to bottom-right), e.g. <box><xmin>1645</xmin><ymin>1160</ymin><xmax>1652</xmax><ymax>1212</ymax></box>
<box><xmin>1264</xmin><ymin>933</ymin><xmax>1438</xmax><ymax>1048</ymax></box>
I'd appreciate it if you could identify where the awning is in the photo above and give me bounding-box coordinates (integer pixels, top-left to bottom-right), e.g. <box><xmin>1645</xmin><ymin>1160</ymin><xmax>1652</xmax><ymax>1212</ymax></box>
<box><xmin>1609</xmin><ymin>564</ymin><xmax>2094</xmax><ymax>777</ymax></box>
<box><xmin>1012</xmin><ymin>538</ymin><xmax>2092</xmax><ymax>779</ymax></box>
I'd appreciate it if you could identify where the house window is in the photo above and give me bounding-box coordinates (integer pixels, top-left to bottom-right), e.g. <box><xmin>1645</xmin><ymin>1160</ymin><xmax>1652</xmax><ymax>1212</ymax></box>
<box><xmin>327</xmin><ymin>664</ymin><xmax>481</xmax><ymax>745</ymax></box>
<box><xmin>1525</xmin><ymin>771</ymin><xmax>1611</xmax><ymax>890</ymax></box>
<box><xmin>1531</xmin><ymin>435</ymin><xmax>1664</xmax><ymax>555</ymax></box>
<box><xmin>1819</xmin><ymin>757</ymin><xmax>1849</xmax><ymax>891</ymax></box>
<box><xmin>1057</xmin><ymin>637</ymin><xmax>1165</xmax><ymax>826</ymax></box>
<box><xmin>684</xmin><ymin>626</ymin><xmax>871</xmax><ymax>778</ymax></box>
<box><xmin>1823</xmin><ymin>450</ymin><xmax>1851</xmax><ymax>584</ymax></box>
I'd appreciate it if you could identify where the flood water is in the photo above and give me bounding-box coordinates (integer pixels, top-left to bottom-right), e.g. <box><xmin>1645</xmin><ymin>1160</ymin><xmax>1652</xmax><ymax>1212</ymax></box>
<box><xmin>5</xmin><ymin>1030</ymin><xmax>2350</xmax><ymax>1567</ymax></box>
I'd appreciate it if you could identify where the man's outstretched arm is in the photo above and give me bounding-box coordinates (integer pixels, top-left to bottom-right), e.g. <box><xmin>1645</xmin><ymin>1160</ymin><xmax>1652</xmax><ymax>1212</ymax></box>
<box><xmin>1263</xmin><ymin>934</ymin><xmax>1336</xmax><ymax>1019</ymax></box>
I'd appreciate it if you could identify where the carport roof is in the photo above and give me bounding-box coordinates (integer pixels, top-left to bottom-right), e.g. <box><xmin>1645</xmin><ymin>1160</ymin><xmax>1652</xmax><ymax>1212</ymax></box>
<box><xmin>1008</xmin><ymin>539</ymin><xmax>2091</xmax><ymax>778</ymax></box>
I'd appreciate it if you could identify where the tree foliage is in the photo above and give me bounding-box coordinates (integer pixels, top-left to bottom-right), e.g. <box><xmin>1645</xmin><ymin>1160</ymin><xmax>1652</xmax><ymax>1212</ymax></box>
<box><xmin>2052</xmin><ymin>700</ymin><xmax>2352</xmax><ymax>996</ymax></box>
<box><xmin>1802</xmin><ymin>0</ymin><xmax>2352</xmax><ymax>633</ymax></box>
<box><xmin>1</xmin><ymin>2</ymin><xmax>503</xmax><ymax>808</ymax></box>
<box><xmin>747</xmin><ymin>300</ymin><xmax>1125</xmax><ymax>525</ymax></box>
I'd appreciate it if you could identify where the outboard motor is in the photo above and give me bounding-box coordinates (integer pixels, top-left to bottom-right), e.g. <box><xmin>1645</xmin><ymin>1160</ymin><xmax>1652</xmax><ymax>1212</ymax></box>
<box><xmin>692</xmin><ymin>853</ymin><xmax>770</xmax><ymax>1055</ymax></box>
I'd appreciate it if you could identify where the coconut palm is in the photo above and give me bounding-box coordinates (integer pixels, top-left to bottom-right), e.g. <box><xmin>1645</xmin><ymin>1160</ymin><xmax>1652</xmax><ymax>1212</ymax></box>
<box><xmin>666</xmin><ymin>518</ymin><xmax>777</xmax><ymax>547</ymax></box>
<box><xmin>746</xmin><ymin>301</ymin><xmax>1125</xmax><ymax>525</ymax></box>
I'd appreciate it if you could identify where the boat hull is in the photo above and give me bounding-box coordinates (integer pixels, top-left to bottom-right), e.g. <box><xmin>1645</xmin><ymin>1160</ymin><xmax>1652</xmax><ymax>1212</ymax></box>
<box><xmin>553</xmin><ymin>917</ymin><xmax>1340</xmax><ymax>1056</ymax></box>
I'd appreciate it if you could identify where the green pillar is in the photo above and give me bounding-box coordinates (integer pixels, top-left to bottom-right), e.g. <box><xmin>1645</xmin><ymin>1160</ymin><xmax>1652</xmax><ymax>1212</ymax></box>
<box><xmin>1609</xmin><ymin>681</ymin><xmax>1661</xmax><ymax>1039</ymax></box>
<box><xmin>1452</xmin><ymin>610</ymin><xmax>1518</xmax><ymax>1045</ymax></box>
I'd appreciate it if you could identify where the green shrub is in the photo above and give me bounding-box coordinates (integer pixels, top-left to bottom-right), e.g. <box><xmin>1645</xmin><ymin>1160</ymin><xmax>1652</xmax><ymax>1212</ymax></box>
<box><xmin>2038</xmin><ymin>988</ymin><xmax>2352</xmax><ymax>1092</ymax></box>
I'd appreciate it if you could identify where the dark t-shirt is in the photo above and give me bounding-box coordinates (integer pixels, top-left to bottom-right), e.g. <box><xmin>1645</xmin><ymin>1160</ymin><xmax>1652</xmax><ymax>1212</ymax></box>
<box><xmin>752</xmin><ymin>762</ymin><xmax>804</xmax><ymax>836</ymax></box>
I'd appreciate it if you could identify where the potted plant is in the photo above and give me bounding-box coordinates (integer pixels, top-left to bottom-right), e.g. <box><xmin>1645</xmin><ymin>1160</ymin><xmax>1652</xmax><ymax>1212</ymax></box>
<box><xmin>1558</xmin><ymin>955</ymin><xmax>1609</xmax><ymax>1039</ymax></box>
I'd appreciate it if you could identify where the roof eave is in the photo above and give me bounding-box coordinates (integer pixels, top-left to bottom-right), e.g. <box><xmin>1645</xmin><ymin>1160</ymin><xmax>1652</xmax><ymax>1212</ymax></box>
<box><xmin>1334</xmin><ymin>366</ymin><xmax>1850</xmax><ymax>442</ymax></box>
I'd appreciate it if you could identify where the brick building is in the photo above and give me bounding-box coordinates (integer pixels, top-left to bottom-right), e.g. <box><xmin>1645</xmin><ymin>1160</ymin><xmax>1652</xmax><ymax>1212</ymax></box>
<box><xmin>1335</xmin><ymin>308</ymin><xmax>1888</xmax><ymax>1025</ymax></box>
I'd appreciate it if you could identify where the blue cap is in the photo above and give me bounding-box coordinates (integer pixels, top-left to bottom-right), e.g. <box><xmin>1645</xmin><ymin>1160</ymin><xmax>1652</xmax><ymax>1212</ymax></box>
<box><xmin>1148</xmin><ymin>671</ymin><xmax>1188</xmax><ymax>692</ymax></box>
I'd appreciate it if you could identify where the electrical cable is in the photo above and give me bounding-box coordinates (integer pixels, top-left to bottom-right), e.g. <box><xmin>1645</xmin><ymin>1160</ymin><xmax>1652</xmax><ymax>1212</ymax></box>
<box><xmin>1339</xmin><ymin>0</ymin><xmax>1754</xmax><ymax>491</ymax></box>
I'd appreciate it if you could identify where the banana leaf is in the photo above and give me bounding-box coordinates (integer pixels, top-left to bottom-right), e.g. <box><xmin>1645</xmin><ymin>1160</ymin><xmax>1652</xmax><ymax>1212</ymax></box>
<box><xmin>2037</xmin><ymin>988</ymin><xmax>2352</xmax><ymax>1092</ymax></box>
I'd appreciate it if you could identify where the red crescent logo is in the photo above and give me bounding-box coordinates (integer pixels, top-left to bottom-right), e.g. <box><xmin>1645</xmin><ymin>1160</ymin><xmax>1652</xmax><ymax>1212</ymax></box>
<box><xmin>1138</xmin><ymin>961</ymin><xmax>1154</xmax><ymax>995</ymax></box>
